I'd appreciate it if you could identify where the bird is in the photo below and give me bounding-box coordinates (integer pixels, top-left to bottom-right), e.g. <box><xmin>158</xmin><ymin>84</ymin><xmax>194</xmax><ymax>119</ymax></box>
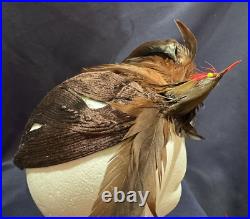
<box><xmin>14</xmin><ymin>20</ymin><xmax>240</xmax><ymax>216</ymax></box>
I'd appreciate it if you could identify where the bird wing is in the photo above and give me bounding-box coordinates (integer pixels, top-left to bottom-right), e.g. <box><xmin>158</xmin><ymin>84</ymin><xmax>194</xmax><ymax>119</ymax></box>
<box><xmin>14</xmin><ymin>70</ymin><xmax>149</xmax><ymax>169</ymax></box>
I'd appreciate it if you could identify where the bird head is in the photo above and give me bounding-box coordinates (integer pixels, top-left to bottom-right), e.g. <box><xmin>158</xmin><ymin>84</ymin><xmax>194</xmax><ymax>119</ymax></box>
<box><xmin>117</xmin><ymin>20</ymin><xmax>241</xmax><ymax>140</ymax></box>
<box><xmin>165</xmin><ymin>60</ymin><xmax>241</xmax><ymax>116</ymax></box>
<box><xmin>124</xmin><ymin>20</ymin><xmax>241</xmax><ymax>118</ymax></box>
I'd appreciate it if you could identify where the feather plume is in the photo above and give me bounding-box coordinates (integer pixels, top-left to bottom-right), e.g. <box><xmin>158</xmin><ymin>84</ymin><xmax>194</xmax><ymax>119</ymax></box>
<box><xmin>90</xmin><ymin>108</ymin><xmax>169</xmax><ymax>216</ymax></box>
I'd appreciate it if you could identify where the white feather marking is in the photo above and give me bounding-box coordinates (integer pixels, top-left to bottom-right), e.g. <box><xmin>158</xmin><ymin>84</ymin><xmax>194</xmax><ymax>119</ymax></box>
<box><xmin>30</xmin><ymin>123</ymin><xmax>42</xmax><ymax>132</ymax></box>
<box><xmin>81</xmin><ymin>96</ymin><xmax>107</xmax><ymax>109</ymax></box>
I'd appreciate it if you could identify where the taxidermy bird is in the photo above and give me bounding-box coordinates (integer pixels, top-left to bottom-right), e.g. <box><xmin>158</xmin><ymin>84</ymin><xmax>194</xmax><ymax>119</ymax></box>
<box><xmin>14</xmin><ymin>20</ymin><xmax>240</xmax><ymax>216</ymax></box>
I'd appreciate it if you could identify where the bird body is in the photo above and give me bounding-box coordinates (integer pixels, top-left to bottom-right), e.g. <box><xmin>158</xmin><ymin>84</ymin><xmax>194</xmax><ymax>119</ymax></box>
<box><xmin>14</xmin><ymin>20</ymin><xmax>240</xmax><ymax>216</ymax></box>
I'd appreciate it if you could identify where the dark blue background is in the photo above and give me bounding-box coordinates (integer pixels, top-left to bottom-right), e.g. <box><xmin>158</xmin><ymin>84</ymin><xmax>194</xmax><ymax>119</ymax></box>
<box><xmin>2</xmin><ymin>2</ymin><xmax>248</xmax><ymax>216</ymax></box>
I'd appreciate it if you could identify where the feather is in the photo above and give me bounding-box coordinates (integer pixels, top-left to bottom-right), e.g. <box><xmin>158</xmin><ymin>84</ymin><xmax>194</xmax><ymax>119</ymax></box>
<box><xmin>90</xmin><ymin>108</ymin><xmax>169</xmax><ymax>216</ymax></box>
<box><xmin>183</xmin><ymin>123</ymin><xmax>204</xmax><ymax>140</ymax></box>
<box><xmin>175</xmin><ymin>19</ymin><xmax>197</xmax><ymax>61</ymax></box>
<box><xmin>110</xmin><ymin>96</ymin><xmax>155</xmax><ymax>117</ymax></box>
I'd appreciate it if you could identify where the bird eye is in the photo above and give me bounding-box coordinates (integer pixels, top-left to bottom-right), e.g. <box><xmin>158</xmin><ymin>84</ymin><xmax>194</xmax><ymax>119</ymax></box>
<box><xmin>207</xmin><ymin>73</ymin><xmax>216</xmax><ymax>78</ymax></box>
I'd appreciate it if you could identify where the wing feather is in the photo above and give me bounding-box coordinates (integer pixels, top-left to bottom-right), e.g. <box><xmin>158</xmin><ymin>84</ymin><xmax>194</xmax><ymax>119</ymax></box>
<box><xmin>14</xmin><ymin>71</ymin><xmax>142</xmax><ymax>168</ymax></box>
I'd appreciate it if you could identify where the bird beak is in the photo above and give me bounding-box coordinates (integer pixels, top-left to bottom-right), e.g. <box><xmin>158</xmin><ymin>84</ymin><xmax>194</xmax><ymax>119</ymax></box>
<box><xmin>166</xmin><ymin>60</ymin><xmax>241</xmax><ymax>115</ymax></box>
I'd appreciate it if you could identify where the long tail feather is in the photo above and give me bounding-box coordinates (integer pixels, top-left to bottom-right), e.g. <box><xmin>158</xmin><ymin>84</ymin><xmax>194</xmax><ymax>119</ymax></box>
<box><xmin>90</xmin><ymin>108</ymin><xmax>169</xmax><ymax>216</ymax></box>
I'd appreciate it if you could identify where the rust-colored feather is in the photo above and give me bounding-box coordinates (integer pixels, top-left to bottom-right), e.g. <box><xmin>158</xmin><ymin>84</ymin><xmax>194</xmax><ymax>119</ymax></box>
<box><xmin>110</xmin><ymin>96</ymin><xmax>155</xmax><ymax>117</ymax></box>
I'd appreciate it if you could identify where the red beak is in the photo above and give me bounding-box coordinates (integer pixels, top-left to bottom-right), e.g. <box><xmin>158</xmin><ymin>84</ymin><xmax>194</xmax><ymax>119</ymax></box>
<box><xmin>219</xmin><ymin>60</ymin><xmax>242</xmax><ymax>75</ymax></box>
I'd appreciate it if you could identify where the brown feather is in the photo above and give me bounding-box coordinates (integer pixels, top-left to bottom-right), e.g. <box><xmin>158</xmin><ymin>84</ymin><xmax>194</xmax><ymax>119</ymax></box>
<box><xmin>90</xmin><ymin>108</ymin><xmax>169</xmax><ymax>216</ymax></box>
<box><xmin>110</xmin><ymin>96</ymin><xmax>155</xmax><ymax>117</ymax></box>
